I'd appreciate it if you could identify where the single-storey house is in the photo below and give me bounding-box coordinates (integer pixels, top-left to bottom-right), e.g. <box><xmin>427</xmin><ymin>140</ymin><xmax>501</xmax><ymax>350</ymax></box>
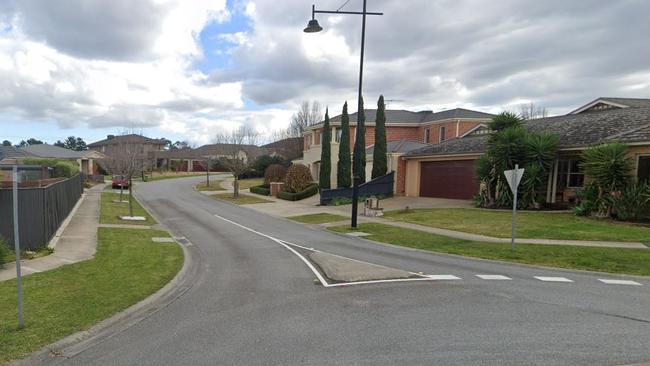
<box><xmin>20</xmin><ymin>144</ymin><xmax>106</xmax><ymax>175</ymax></box>
<box><xmin>403</xmin><ymin>97</ymin><xmax>650</xmax><ymax>202</ymax></box>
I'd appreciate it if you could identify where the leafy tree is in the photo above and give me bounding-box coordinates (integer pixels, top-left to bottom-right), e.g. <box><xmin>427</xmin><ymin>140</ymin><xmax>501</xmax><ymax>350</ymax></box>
<box><xmin>355</xmin><ymin>96</ymin><xmax>366</xmax><ymax>183</ymax></box>
<box><xmin>54</xmin><ymin>136</ymin><xmax>88</xmax><ymax>151</ymax></box>
<box><xmin>319</xmin><ymin>108</ymin><xmax>332</xmax><ymax>190</ymax></box>
<box><xmin>371</xmin><ymin>95</ymin><xmax>388</xmax><ymax>179</ymax></box>
<box><xmin>17</xmin><ymin>138</ymin><xmax>43</xmax><ymax>147</ymax></box>
<box><xmin>284</xmin><ymin>164</ymin><xmax>313</xmax><ymax>193</ymax></box>
<box><xmin>2</xmin><ymin>140</ymin><xmax>11</xmax><ymax>146</ymax></box>
<box><xmin>337</xmin><ymin>102</ymin><xmax>352</xmax><ymax>188</ymax></box>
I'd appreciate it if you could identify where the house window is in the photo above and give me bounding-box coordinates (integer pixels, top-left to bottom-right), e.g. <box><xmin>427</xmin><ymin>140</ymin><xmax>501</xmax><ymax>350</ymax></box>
<box><xmin>439</xmin><ymin>126</ymin><xmax>446</xmax><ymax>142</ymax></box>
<box><xmin>424</xmin><ymin>128</ymin><xmax>430</xmax><ymax>143</ymax></box>
<box><xmin>638</xmin><ymin>156</ymin><xmax>650</xmax><ymax>184</ymax></box>
<box><xmin>557</xmin><ymin>159</ymin><xmax>584</xmax><ymax>188</ymax></box>
<box><xmin>335</xmin><ymin>128</ymin><xmax>342</xmax><ymax>143</ymax></box>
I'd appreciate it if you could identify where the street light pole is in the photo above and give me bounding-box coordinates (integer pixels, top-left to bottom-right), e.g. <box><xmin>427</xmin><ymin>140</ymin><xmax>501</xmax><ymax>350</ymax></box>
<box><xmin>304</xmin><ymin>0</ymin><xmax>382</xmax><ymax>228</ymax></box>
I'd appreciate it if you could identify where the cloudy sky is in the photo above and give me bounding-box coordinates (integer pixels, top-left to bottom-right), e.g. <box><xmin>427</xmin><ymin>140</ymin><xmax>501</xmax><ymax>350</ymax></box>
<box><xmin>1</xmin><ymin>0</ymin><xmax>649</xmax><ymax>146</ymax></box>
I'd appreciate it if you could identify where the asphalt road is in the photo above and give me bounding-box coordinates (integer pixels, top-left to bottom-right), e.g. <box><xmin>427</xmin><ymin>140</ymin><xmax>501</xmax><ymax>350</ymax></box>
<box><xmin>53</xmin><ymin>177</ymin><xmax>650</xmax><ymax>366</ymax></box>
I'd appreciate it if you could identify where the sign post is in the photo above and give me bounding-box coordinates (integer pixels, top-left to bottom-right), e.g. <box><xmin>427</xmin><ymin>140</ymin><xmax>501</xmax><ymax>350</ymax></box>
<box><xmin>12</xmin><ymin>165</ymin><xmax>25</xmax><ymax>328</ymax></box>
<box><xmin>504</xmin><ymin>164</ymin><xmax>525</xmax><ymax>250</ymax></box>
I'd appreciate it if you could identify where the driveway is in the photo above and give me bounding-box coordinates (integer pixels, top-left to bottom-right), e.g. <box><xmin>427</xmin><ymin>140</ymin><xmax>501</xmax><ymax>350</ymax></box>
<box><xmin>49</xmin><ymin>176</ymin><xmax>650</xmax><ymax>366</ymax></box>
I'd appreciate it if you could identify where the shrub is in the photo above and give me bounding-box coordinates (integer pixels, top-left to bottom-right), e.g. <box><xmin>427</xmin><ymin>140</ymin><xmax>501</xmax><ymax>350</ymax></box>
<box><xmin>0</xmin><ymin>236</ymin><xmax>9</xmax><ymax>268</ymax></box>
<box><xmin>250</xmin><ymin>184</ymin><xmax>271</xmax><ymax>196</ymax></box>
<box><xmin>581</xmin><ymin>142</ymin><xmax>633</xmax><ymax>195</ymax></box>
<box><xmin>53</xmin><ymin>161</ymin><xmax>80</xmax><ymax>178</ymax></box>
<box><xmin>611</xmin><ymin>182</ymin><xmax>650</xmax><ymax>221</ymax></box>
<box><xmin>277</xmin><ymin>183</ymin><xmax>319</xmax><ymax>201</ymax></box>
<box><xmin>264</xmin><ymin>164</ymin><xmax>287</xmax><ymax>184</ymax></box>
<box><xmin>284</xmin><ymin>164</ymin><xmax>313</xmax><ymax>193</ymax></box>
<box><xmin>22</xmin><ymin>158</ymin><xmax>80</xmax><ymax>177</ymax></box>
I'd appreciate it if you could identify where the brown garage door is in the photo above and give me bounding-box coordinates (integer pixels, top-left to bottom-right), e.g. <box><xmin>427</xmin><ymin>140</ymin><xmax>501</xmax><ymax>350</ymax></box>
<box><xmin>419</xmin><ymin>160</ymin><xmax>479</xmax><ymax>199</ymax></box>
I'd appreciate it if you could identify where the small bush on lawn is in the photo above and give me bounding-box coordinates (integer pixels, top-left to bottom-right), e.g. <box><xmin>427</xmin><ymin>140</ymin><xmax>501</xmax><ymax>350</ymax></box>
<box><xmin>264</xmin><ymin>164</ymin><xmax>287</xmax><ymax>184</ymax></box>
<box><xmin>277</xmin><ymin>183</ymin><xmax>319</xmax><ymax>201</ymax></box>
<box><xmin>250</xmin><ymin>184</ymin><xmax>271</xmax><ymax>196</ymax></box>
<box><xmin>611</xmin><ymin>182</ymin><xmax>650</xmax><ymax>221</ymax></box>
<box><xmin>0</xmin><ymin>236</ymin><xmax>10</xmax><ymax>267</ymax></box>
<box><xmin>284</xmin><ymin>164</ymin><xmax>313</xmax><ymax>193</ymax></box>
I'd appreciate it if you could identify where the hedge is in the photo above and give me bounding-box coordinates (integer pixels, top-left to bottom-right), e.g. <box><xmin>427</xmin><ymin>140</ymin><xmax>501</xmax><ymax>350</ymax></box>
<box><xmin>23</xmin><ymin>158</ymin><xmax>80</xmax><ymax>177</ymax></box>
<box><xmin>0</xmin><ymin>236</ymin><xmax>9</xmax><ymax>268</ymax></box>
<box><xmin>250</xmin><ymin>184</ymin><xmax>271</xmax><ymax>196</ymax></box>
<box><xmin>277</xmin><ymin>183</ymin><xmax>319</xmax><ymax>201</ymax></box>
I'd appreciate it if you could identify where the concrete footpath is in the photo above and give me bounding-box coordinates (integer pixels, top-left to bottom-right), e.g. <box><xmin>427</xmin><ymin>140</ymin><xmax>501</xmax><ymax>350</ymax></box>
<box><xmin>0</xmin><ymin>183</ymin><xmax>103</xmax><ymax>282</ymax></box>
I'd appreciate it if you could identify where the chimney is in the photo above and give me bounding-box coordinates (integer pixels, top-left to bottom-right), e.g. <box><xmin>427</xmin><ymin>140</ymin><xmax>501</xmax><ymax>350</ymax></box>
<box><xmin>107</xmin><ymin>135</ymin><xmax>115</xmax><ymax>140</ymax></box>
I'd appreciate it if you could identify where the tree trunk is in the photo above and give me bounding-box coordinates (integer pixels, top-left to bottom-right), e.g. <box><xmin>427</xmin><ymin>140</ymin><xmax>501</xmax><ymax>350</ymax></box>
<box><xmin>120</xmin><ymin>184</ymin><xmax>123</xmax><ymax>202</ymax></box>
<box><xmin>233</xmin><ymin>177</ymin><xmax>239</xmax><ymax>198</ymax></box>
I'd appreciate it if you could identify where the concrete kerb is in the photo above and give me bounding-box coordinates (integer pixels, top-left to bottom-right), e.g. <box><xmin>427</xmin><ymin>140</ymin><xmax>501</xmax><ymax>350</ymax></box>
<box><xmin>13</xmin><ymin>188</ymin><xmax>200</xmax><ymax>366</ymax></box>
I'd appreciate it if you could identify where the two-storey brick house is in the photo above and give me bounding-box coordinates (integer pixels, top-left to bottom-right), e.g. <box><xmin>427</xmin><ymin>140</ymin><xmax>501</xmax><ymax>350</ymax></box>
<box><xmin>300</xmin><ymin>107</ymin><xmax>494</xmax><ymax>194</ymax></box>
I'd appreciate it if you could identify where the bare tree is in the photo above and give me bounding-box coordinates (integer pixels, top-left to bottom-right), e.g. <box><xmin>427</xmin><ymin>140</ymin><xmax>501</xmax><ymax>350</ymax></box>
<box><xmin>100</xmin><ymin>136</ymin><xmax>147</xmax><ymax>217</ymax></box>
<box><xmin>213</xmin><ymin>126</ymin><xmax>261</xmax><ymax>198</ymax></box>
<box><xmin>288</xmin><ymin>101</ymin><xmax>322</xmax><ymax>138</ymax></box>
<box><xmin>519</xmin><ymin>102</ymin><xmax>548</xmax><ymax>120</ymax></box>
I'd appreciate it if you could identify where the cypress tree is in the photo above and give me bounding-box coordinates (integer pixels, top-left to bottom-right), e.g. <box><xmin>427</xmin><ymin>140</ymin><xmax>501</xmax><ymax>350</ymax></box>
<box><xmin>356</xmin><ymin>97</ymin><xmax>366</xmax><ymax>183</ymax></box>
<box><xmin>372</xmin><ymin>95</ymin><xmax>388</xmax><ymax>179</ymax></box>
<box><xmin>319</xmin><ymin>108</ymin><xmax>332</xmax><ymax>190</ymax></box>
<box><xmin>337</xmin><ymin>102</ymin><xmax>352</xmax><ymax>188</ymax></box>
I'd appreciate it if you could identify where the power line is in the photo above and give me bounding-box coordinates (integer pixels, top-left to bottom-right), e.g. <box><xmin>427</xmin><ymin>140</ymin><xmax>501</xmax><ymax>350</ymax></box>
<box><xmin>336</xmin><ymin>0</ymin><xmax>352</xmax><ymax>12</ymax></box>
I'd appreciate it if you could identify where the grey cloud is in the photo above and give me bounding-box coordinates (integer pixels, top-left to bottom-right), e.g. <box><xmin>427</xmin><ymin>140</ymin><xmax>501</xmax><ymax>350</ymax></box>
<box><xmin>222</xmin><ymin>0</ymin><xmax>650</xmax><ymax>112</ymax></box>
<box><xmin>7</xmin><ymin>0</ymin><xmax>168</xmax><ymax>61</ymax></box>
<box><xmin>86</xmin><ymin>104</ymin><xmax>164</xmax><ymax>128</ymax></box>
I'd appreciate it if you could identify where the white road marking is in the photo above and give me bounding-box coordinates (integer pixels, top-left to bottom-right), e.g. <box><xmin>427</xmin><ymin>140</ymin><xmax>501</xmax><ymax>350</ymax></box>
<box><xmin>476</xmin><ymin>274</ymin><xmax>512</xmax><ymax>280</ymax></box>
<box><xmin>534</xmin><ymin>276</ymin><xmax>573</xmax><ymax>283</ymax></box>
<box><xmin>598</xmin><ymin>279</ymin><xmax>643</xmax><ymax>286</ymax></box>
<box><xmin>425</xmin><ymin>275</ymin><xmax>461</xmax><ymax>280</ymax></box>
<box><xmin>213</xmin><ymin>214</ymin><xmax>441</xmax><ymax>288</ymax></box>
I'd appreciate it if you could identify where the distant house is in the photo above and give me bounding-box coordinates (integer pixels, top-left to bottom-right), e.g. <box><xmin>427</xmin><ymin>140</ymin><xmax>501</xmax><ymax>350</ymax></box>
<box><xmin>404</xmin><ymin>97</ymin><xmax>650</xmax><ymax>202</ymax></box>
<box><xmin>88</xmin><ymin>134</ymin><xmax>166</xmax><ymax>159</ymax></box>
<box><xmin>151</xmin><ymin>144</ymin><xmax>267</xmax><ymax>172</ymax></box>
<box><xmin>21</xmin><ymin>144</ymin><xmax>106</xmax><ymax>175</ymax></box>
<box><xmin>262</xmin><ymin>137</ymin><xmax>304</xmax><ymax>161</ymax></box>
<box><xmin>301</xmin><ymin>107</ymin><xmax>494</xmax><ymax>190</ymax></box>
<box><xmin>0</xmin><ymin>145</ymin><xmax>35</xmax><ymax>165</ymax></box>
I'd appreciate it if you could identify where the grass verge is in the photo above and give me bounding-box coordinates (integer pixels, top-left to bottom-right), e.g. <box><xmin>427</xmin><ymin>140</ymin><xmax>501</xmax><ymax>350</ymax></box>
<box><xmin>195</xmin><ymin>181</ymin><xmax>225</xmax><ymax>191</ymax></box>
<box><xmin>329</xmin><ymin>223</ymin><xmax>650</xmax><ymax>276</ymax></box>
<box><xmin>0</xmin><ymin>228</ymin><xmax>183</xmax><ymax>364</ymax></box>
<box><xmin>212</xmin><ymin>193</ymin><xmax>272</xmax><ymax>205</ymax></box>
<box><xmin>146</xmin><ymin>172</ymin><xmax>207</xmax><ymax>182</ymax></box>
<box><xmin>289</xmin><ymin>213</ymin><xmax>348</xmax><ymax>224</ymax></box>
<box><xmin>236</xmin><ymin>178</ymin><xmax>264</xmax><ymax>189</ymax></box>
<box><xmin>100</xmin><ymin>192</ymin><xmax>157</xmax><ymax>225</ymax></box>
<box><xmin>384</xmin><ymin>208</ymin><xmax>650</xmax><ymax>242</ymax></box>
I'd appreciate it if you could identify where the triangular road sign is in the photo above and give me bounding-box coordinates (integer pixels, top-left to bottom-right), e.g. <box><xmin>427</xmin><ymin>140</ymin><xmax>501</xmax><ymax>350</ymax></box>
<box><xmin>504</xmin><ymin>167</ymin><xmax>525</xmax><ymax>193</ymax></box>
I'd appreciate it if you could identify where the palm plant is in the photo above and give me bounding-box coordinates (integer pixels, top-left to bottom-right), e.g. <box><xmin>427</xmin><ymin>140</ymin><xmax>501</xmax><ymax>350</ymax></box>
<box><xmin>488</xmin><ymin>112</ymin><xmax>523</xmax><ymax>132</ymax></box>
<box><xmin>581</xmin><ymin>142</ymin><xmax>632</xmax><ymax>194</ymax></box>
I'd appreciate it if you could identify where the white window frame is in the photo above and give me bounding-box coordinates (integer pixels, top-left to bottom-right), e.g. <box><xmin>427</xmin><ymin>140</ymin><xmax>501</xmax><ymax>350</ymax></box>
<box><xmin>424</xmin><ymin>128</ymin><xmax>430</xmax><ymax>144</ymax></box>
<box><xmin>439</xmin><ymin>126</ymin><xmax>446</xmax><ymax>143</ymax></box>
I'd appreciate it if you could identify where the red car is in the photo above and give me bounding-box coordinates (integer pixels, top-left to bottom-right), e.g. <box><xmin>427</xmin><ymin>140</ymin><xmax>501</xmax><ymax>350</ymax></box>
<box><xmin>112</xmin><ymin>175</ymin><xmax>129</xmax><ymax>189</ymax></box>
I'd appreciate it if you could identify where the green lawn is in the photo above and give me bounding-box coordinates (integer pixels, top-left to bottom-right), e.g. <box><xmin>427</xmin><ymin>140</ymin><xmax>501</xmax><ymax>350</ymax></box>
<box><xmin>330</xmin><ymin>223</ymin><xmax>650</xmax><ymax>276</ymax></box>
<box><xmin>100</xmin><ymin>192</ymin><xmax>157</xmax><ymax>225</ymax></box>
<box><xmin>289</xmin><ymin>213</ymin><xmax>348</xmax><ymax>224</ymax></box>
<box><xmin>0</xmin><ymin>228</ymin><xmax>183</xmax><ymax>364</ymax></box>
<box><xmin>212</xmin><ymin>193</ymin><xmax>272</xmax><ymax>205</ymax></box>
<box><xmin>237</xmin><ymin>178</ymin><xmax>264</xmax><ymax>189</ymax></box>
<box><xmin>195</xmin><ymin>181</ymin><xmax>225</xmax><ymax>191</ymax></box>
<box><xmin>384</xmin><ymin>208</ymin><xmax>650</xmax><ymax>242</ymax></box>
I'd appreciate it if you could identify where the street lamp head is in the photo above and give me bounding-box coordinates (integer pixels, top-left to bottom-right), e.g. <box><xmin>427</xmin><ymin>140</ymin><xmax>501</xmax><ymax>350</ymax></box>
<box><xmin>303</xmin><ymin>19</ymin><xmax>323</xmax><ymax>33</ymax></box>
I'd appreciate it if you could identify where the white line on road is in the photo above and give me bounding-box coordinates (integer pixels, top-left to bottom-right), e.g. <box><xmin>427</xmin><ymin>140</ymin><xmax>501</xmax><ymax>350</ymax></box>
<box><xmin>425</xmin><ymin>275</ymin><xmax>462</xmax><ymax>280</ymax></box>
<box><xmin>476</xmin><ymin>275</ymin><xmax>512</xmax><ymax>280</ymax></box>
<box><xmin>598</xmin><ymin>279</ymin><xmax>643</xmax><ymax>286</ymax></box>
<box><xmin>213</xmin><ymin>214</ymin><xmax>440</xmax><ymax>288</ymax></box>
<box><xmin>534</xmin><ymin>276</ymin><xmax>574</xmax><ymax>283</ymax></box>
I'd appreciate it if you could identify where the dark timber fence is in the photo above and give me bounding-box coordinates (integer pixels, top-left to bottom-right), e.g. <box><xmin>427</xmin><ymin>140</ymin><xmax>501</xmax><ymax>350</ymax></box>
<box><xmin>0</xmin><ymin>174</ymin><xmax>84</xmax><ymax>250</ymax></box>
<box><xmin>320</xmin><ymin>171</ymin><xmax>395</xmax><ymax>205</ymax></box>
